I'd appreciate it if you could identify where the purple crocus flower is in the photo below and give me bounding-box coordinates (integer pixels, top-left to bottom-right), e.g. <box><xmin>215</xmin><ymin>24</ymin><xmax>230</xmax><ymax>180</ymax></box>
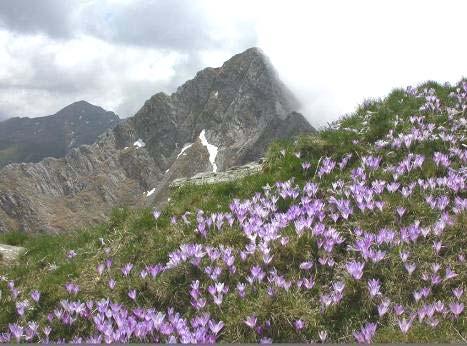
<box><xmin>449</xmin><ymin>302</ymin><xmax>464</xmax><ymax>318</ymax></box>
<box><xmin>367</xmin><ymin>279</ymin><xmax>381</xmax><ymax>297</ymax></box>
<box><xmin>452</xmin><ymin>287</ymin><xmax>463</xmax><ymax>300</ymax></box>
<box><xmin>236</xmin><ymin>283</ymin><xmax>246</xmax><ymax>298</ymax></box>
<box><xmin>140</xmin><ymin>269</ymin><xmax>148</xmax><ymax>279</ymax></box>
<box><xmin>30</xmin><ymin>290</ymin><xmax>41</xmax><ymax>303</ymax></box>
<box><xmin>346</xmin><ymin>260</ymin><xmax>365</xmax><ymax>280</ymax></box>
<box><xmin>244</xmin><ymin>315</ymin><xmax>257</xmax><ymax>329</ymax></box>
<box><xmin>293</xmin><ymin>319</ymin><xmax>305</xmax><ymax>331</ymax></box>
<box><xmin>320</xmin><ymin>294</ymin><xmax>333</xmax><ymax>308</ymax></box>
<box><xmin>153</xmin><ymin>209</ymin><xmax>161</xmax><ymax>220</ymax></box>
<box><xmin>64</xmin><ymin>282</ymin><xmax>80</xmax><ymax>295</ymax></box>
<box><xmin>108</xmin><ymin>278</ymin><xmax>116</xmax><ymax>290</ymax></box>
<box><xmin>426</xmin><ymin>318</ymin><xmax>440</xmax><ymax>328</ymax></box>
<box><xmin>399</xmin><ymin>251</ymin><xmax>410</xmax><ymax>263</ymax></box>
<box><xmin>96</xmin><ymin>263</ymin><xmax>105</xmax><ymax>276</ymax></box>
<box><xmin>15</xmin><ymin>300</ymin><xmax>29</xmax><ymax>316</ymax></box>
<box><xmin>302</xmin><ymin>277</ymin><xmax>315</xmax><ymax>290</ymax></box>
<box><xmin>394</xmin><ymin>304</ymin><xmax>405</xmax><ymax>316</ymax></box>
<box><xmin>147</xmin><ymin>264</ymin><xmax>164</xmax><ymax>278</ymax></box>
<box><xmin>299</xmin><ymin>261</ymin><xmax>313</xmax><ymax>270</ymax></box>
<box><xmin>67</xmin><ymin>250</ymin><xmax>77</xmax><ymax>259</ymax></box>
<box><xmin>105</xmin><ymin>258</ymin><xmax>113</xmax><ymax>269</ymax></box>
<box><xmin>213</xmin><ymin>294</ymin><xmax>223</xmax><ymax>306</ymax></box>
<box><xmin>398</xmin><ymin>317</ymin><xmax>413</xmax><ymax>334</ymax></box>
<box><xmin>318</xmin><ymin>330</ymin><xmax>327</xmax><ymax>342</ymax></box>
<box><xmin>431</xmin><ymin>274</ymin><xmax>442</xmax><ymax>286</ymax></box>
<box><xmin>332</xmin><ymin>281</ymin><xmax>345</xmax><ymax>294</ymax></box>
<box><xmin>260</xmin><ymin>337</ymin><xmax>273</xmax><ymax>344</ymax></box>
<box><xmin>378</xmin><ymin>298</ymin><xmax>391</xmax><ymax>317</ymax></box>
<box><xmin>128</xmin><ymin>289</ymin><xmax>137</xmax><ymax>301</ymax></box>
<box><xmin>208</xmin><ymin>320</ymin><xmax>224</xmax><ymax>335</ymax></box>
<box><xmin>404</xmin><ymin>262</ymin><xmax>416</xmax><ymax>276</ymax></box>
<box><xmin>43</xmin><ymin>326</ymin><xmax>52</xmax><ymax>338</ymax></box>
<box><xmin>444</xmin><ymin>267</ymin><xmax>458</xmax><ymax>280</ymax></box>
<box><xmin>302</xmin><ymin>162</ymin><xmax>311</xmax><ymax>171</ymax></box>
<box><xmin>396</xmin><ymin>207</ymin><xmax>406</xmax><ymax>218</ymax></box>
<box><xmin>413</xmin><ymin>290</ymin><xmax>423</xmax><ymax>302</ymax></box>
<box><xmin>433</xmin><ymin>152</ymin><xmax>450</xmax><ymax>167</ymax></box>
<box><xmin>250</xmin><ymin>265</ymin><xmax>265</xmax><ymax>282</ymax></box>
<box><xmin>420</xmin><ymin>287</ymin><xmax>431</xmax><ymax>298</ymax></box>
<box><xmin>121</xmin><ymin>263</ymin><xmax>134</xmax><ymax>277</ymax></box>
<box><xmin>353</xmin><ymin>322</ymin><xmax>377</xmax><ymax>344</ymax></box>
<box><xmin>432</xmin><ymin>241</ymin><xmax>443</xmax><ymax>255</ymax></box>
<box><xmin>262</xmin><ymin>253</ymin><xmax>273</xmax><ymax>265</ymax></box>
<box><xmin>8</xmin><ymin>323</ymin><xmax>23</xmax><ymax>342</ymax></box>
<box><xmin>317</xmin><ymin>157</ymin><xmax>336</xmax><ymax>178</ymax></box>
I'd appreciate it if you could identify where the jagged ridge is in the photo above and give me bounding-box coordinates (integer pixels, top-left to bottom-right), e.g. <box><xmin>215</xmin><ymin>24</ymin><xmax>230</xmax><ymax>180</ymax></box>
<box><xmin>0</xmin><ymin>48</ymin><xmax>314</xmax><ymax>233</ymax></box>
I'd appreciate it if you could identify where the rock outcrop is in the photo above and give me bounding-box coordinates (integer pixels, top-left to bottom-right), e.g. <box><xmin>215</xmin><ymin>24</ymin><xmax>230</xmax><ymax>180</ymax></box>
<box><xmin>0</xmin><ymin>47</ymin><xmax>315</xmax><ymax>233</ymax></box>
<box><xmin>0</xmin><ymin>244</ymin><xmax>26</xmax><ymax>265</ymax></box>
<box><xmin>170</xmin><ymin>161</ymin><xmax>263</xmax><ymax>188</ymax></box>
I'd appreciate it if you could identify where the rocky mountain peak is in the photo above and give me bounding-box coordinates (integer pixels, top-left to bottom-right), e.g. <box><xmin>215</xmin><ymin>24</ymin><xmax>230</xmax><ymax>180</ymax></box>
<box><xmin>0</xmin><ymin>48</ymin><xmax>315</xmax><ymax>233</ymax></box>
<box><xmin>0</xmin><ymin>101</ymin><xmax>119</xmax><ymax>168</ymax></box>
<box><xmin>129</xmin><ymin>47</ymin><xmax>310</xmax><ymax>170</ymax></box>
<box><xmin>57</xmin><ymin>100</ymin><xmax>110</xmax><ymax>118</ymax></box>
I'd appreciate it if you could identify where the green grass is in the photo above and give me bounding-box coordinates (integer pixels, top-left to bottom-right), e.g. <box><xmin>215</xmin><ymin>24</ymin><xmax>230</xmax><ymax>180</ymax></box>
<box><xmin>0</xmin><ymin>80</ymin><xmax>465</xmax><ymax>342</ymax></box>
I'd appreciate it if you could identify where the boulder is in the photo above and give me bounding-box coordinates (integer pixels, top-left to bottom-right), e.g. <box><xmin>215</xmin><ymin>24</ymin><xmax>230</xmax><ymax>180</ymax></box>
<box><xmin>0</xmin><ymin>244</ymin><xmax>26</xmax><ymax>265</ymax></box>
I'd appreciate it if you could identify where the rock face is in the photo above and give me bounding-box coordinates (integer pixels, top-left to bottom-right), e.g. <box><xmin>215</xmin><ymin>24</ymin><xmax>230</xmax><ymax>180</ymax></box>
<box><xmin>0</xmin><ymin>101</ymin><xmax>119</xmax><ymax>168</ymax></box>
<box><xmin>0</xmin><ymin>47</ymin><xmax>315</xmax><ymax>233</ymax></box>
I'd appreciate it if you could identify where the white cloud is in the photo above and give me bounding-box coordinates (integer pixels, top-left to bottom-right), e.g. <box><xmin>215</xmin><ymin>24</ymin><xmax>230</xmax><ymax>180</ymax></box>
<box><xmin>0</xmin><ymin>30</ymin><xmax>184</xmax><ymax>117</ymax></box>
<box><xmin>253</xmin><ymin>0</ymin><xmax>467</xmax><ymax>126</ymax></box>
<box><xmin>0</xmin><ymin>0</ymin><xmax>466</xmax><ymax>128</ymax></box>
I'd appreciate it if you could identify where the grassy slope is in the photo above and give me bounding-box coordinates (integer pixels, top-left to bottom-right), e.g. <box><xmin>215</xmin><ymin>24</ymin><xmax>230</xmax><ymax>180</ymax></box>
<box><xmin>0</xmin><ymin>80</ymin><xmax>465</xmax><ymax>342</ymax></box>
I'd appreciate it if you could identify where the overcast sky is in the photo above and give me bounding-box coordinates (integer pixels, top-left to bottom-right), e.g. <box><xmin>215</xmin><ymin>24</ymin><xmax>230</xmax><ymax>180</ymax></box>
<box><xmin>0</xmin><ymin>0</ymin><xmax>466</xmax><ymax>127</ymax></box>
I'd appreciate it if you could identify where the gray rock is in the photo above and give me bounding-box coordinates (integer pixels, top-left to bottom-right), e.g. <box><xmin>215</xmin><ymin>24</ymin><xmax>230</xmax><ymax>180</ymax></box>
<box><xmin>0</xmin><ymin>47</ymin><xmax>315</xmax><ymax>233</ymax></box>
<box><xmin>0</xmin><ymin>244</ymin><xmax>26</xmax><ymax>264</ymax></box>
<box><xmin>170</xmin><ymin>161</ymin><xmax>263</xmax><ymax>188</ymax></box>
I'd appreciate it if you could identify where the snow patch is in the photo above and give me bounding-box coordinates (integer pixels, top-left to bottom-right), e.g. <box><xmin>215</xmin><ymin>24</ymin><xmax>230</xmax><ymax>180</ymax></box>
<box><xmin>133</xmin><ymin>139</ymin><xmax>146</xmax><ymax>148</ymax></box>
<box><xmin>145</xmin><ymin>188</ymin><xmax>156</xmax><ymax>197</ymax></box>
<box><xmin>176</xmin><ymin>143</ymin><xmax>194</xmax><ymax>159</ymax></box>
<box><xmin>199</xmin><ymin>129</ymin><xmax>218</xmax><ymax>172</ymax></box>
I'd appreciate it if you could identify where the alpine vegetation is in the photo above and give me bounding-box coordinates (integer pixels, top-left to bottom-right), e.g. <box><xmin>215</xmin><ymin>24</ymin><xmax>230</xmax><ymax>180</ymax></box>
<box><xmin>0</xmin><ymin>80</ymin><xmax>465</xmax><ymax>343</ymax></box>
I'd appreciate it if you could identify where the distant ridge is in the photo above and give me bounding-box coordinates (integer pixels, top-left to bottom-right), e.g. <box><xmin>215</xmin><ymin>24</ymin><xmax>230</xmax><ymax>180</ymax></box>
<box><xmin>0</xmin><ymin>101</ymin><xmax>119</xmax><ymax>168</ymax></box>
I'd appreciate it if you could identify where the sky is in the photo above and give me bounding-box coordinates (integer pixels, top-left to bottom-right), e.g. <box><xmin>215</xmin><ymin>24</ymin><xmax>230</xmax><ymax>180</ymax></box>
<box><xmin>0</xmin><ymin>0</ymin><xmax>466</xmax><ymax>128</ymax></box>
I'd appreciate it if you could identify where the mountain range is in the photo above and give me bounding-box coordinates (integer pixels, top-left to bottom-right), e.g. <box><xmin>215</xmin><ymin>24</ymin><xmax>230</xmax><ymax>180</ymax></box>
<box><xmin>0</xmin><ymin>48</ymin><xmax>315</xmax><ymax>233</ymax></box>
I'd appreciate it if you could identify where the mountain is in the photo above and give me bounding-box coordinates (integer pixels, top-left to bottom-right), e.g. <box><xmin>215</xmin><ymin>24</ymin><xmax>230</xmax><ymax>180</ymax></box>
<box><xmin>0</xmin><ymin>101</ymin><xmax>120</xmax><ymax>168</ymax></box>
<box><xmin>0</xmin><ymin>48</ymin><xmax>315</xmax><ymax>233</ymax></box>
